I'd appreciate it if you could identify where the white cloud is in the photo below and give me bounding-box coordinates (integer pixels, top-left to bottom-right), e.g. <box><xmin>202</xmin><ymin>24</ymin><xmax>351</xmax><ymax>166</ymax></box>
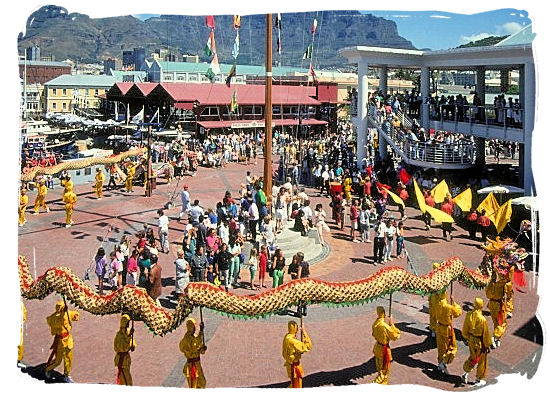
<box><xmin>430</xmin><ymin>15</ymin><xmax>451</xmax><ymax>19</ymax></box>
<box><xmin>459</xmin><ymin>32</ymin><xmax>491</xmax><ymax>44</ymax></box>
<box><xmin>497</xmin><ymin>22</ymin><xmax>523</xmax><ymax>35</ymax></box>
<box><xmin>390</xmin><ymin>15</ymin><xmax>411</xmax><ymax>18</ymax></box>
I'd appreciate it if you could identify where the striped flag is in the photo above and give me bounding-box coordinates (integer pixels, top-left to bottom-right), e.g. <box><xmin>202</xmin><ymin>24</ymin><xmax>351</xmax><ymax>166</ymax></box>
<box><xmin>225</xmin><ymin>63</ymin><xmax>236</xmax><ymax>87</ymax></box>
<box><xmin>233</xmin><ymin>15</ymin><xmax>241</xmax><ymax>29</ymax></box>
<box><xmin>275</xmin><ymin>13</ymin><xmax>282</xmax><ymax>30</ymax></box>
<box><xmin>232</xmin><ymin>30</ymin><xmax>240</xmax><ymax>59</ymax></box>
<box><xmin>311</xmin><ymin>18</ymin><xmax>318</xmax><ymax>34</ymax></box>
<box><xmin>206</xmin><ymin>15</ymin><xmax>216</xmax><ymax>29</ymax></box>
<box><xmin>230</xmin><ymin>90</ymin><xmax>238</xmax><ymax>113</ymax></box>
<box><xmin>309</xmin><ymin>61</ymin><xmax>317</xmax><ymax>84</ymax></box>
<box><xmin>206</xmin><ymin>53</ymin><xmax>220</xmax><ymax>83</ymax></box>
<box><xmin>303</xmin><ymin>43</ymin><xmax>313</xmax><ymax>59</ymax></box>
<box><xmin>204</xmin><ymin>30</ymin><xmax>216</xmax><ymax>57</ymax></box>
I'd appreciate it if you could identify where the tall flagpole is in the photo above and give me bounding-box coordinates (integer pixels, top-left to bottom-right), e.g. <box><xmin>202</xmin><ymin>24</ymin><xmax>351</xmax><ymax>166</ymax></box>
<box><xmin>263</xmin><ymin>14</ymin><xmax>273</xmax><ymax>206</ymax></box>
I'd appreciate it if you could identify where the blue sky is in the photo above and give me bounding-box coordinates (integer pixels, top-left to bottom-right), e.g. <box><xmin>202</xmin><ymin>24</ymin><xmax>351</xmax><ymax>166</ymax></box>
<box><xmin>133</xmin><ymin>9</ymin><xmax>532</xmax><ymax>51</ymax></box>
<box><xmin>365</xmin><ymin>9</ymin><xmax>532</xmax><ymax>50</ymax></box>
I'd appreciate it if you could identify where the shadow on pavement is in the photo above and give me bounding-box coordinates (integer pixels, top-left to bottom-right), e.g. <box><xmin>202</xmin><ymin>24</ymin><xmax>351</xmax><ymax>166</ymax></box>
<box><xmin>18</xmin><ymin>363</ymin><xmax>69</xmax><ymax>384</ymax></box>
<box><xmin>513</xmin><ymin>316</ymin><xmax>543</xmax><ymax>345</ymax></box>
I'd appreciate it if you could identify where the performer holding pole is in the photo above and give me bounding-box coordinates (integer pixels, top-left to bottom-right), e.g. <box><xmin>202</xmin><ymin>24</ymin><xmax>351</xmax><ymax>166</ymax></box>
<box><xmin>282</xmin><ymin>320</ymin><xmax>312</xmax><ymax>388</ymax></box>
<box><xmin>94</xmin><ymin>167</ymin><xmax>105</xmax><ymax>200</ymax></box>
<box><xmin>485</xmin><ymin>271</ymin><xmax>508</xmax><ymax>348</ymax></box>
<box><xmin>428</xmin><ymin>263</ymin><xmax>445</xmax><ymax>338</ymax></box>
<box><xmin>62</xmin><ymin>188</ymin><xmax>77</xmax><ymax>228</ymax></box>
<box><xmin>44</xmin><ymin>300</ymin><xmax>80</xmax><ymax>382</ymax></box>
<box><xmin>180</xmin><ymin>317</ymin><xmax>207</xmax><ymax>388</ymax></box>
<box><xmin>33</xmin><ymin>179</ymin><xmax>49</xmax><ymax>214</ymax></box>
<box><xmin>19</xmin><ymin>188</ymin><xmax>29</xmax><ymax>226</ymax></box>
<box><xmin>435</xmin><ymin>290</ymin><xmax>462</xmax><ymax>375</ymax></box>
<box><xmin>461</xmin><ymin>297</ymin><xmax>492</xmax><ymax>386</ymax></box>
<box><xmin>17</xmin><ymin>302</ymin><xmax>27</xmax><ymax>368</ymax></box>
<box><xmin>371</xmin><ymin>305</ymin><xmax>400</xmax><ymax>385</ymax></box>
<box><xmin>113</xmin><ymin>314</ymin><xmax>136</xmax><ymax>385</ymax></box>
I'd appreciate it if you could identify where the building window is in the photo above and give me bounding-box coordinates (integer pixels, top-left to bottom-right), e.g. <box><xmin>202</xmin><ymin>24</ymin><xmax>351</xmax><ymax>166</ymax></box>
<box><xmin>62</xmin><ymin>88</ymin><xmax>67</xmax><ymax>95</ymax></box>
<box><xmin>52</xmin><ymin>88</ymin><xmax>57</xmax><ymax>95</ymax></box>
<box><xmin>95</xmin><ymin>89</ymin><xmax>99</xmax><ymax>96</ymax></box>
<box><xmin>189</xmin><ymin>75</ymin><xmax>198</xmax><ymax>82</ymax></box>
<box><xmin>62</xmin><ymin>102</ymin><xmax>67</xmax><ymax>110</ymax></box>
<box><xmin>177</xmin><ymin>76</ymin><xmax>185</xmax><ymax>81</ymax></box>
<box><xmin>52</xmin><ymin>102</ymin><xmax>57</xmax><ymax>110</ymax></box>
<box><xmin>235</xmin><ymin>77</ymin><xmax>243</xmax><ymax>83</ymax></box>
<box><xmin>165</xmin><ymin>76</ymin><xmax>172</xmax><ymax>80</ymax></box>
<box><xmin>76</xmin><ymin>170</ymin><xmax>81</xmax><ymax>176</ymax></box>
<box><xmin>84</xmin><ymin>167</ymin><xmax>92</xmax><ymax>176</ymax></box>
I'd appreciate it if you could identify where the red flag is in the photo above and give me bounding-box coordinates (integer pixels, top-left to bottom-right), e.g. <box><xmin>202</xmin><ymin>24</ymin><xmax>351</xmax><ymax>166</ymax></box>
<box><xmin>513</xmin><ymin>269</ymin><xmax>527</xmax><ymax>289</ymax></box>
<box><xmin>366</xmin><ymin>165</ymin><xmax>372</xmax><ymax>176</ymax></box>
<box><xmin>399</xmin><ymin>168</ymin><xmax>411</xmax><ymax>185</ymax></box>
<box><xmin>206</xmin><ymin>15</ymin><xmax>216</xmax><ymax>29</ymax></box>
<box><xmin>376</xmin><ymin>181</ymin><xmax>391</xmax><ymax>191</ymax></box>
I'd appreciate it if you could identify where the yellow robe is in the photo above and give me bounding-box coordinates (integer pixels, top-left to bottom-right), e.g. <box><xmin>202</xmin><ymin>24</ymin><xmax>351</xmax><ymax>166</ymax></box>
<box><xmin>18</xmin><ymin>303</ymin><xmax>27</xmax><ymax>363</ymax></box>
<box><xmin>429</xmin><ymin>292</ymin><xmax>444</xmax><ymax>333</ymax></box>
<box><xmin>282</xmin><ymin>330</ymin><xmax>312</xmax><ymax>388</ymax></box>
<box><xmin>19</xmin><ymin>193</ymin><xmax>28</xmax><ymax>225</ymax></box>
<box><xmin>125</xmin><ymin>165</ymin><xmax>136</xmax><ymax>192</ymax></box>
<box><xmin>462</xmin><ymin>309</ymin><xmax>492</xmax><ymax>380</ymax></box>
<box><xmin>114</xmin><ymin>327</ymin><xmax>136</xmax><ymax>385</ymax></box>
<box><xmin>485</xmin><ymin>277</ymin><xmax>507</xmax><ymax>339</ymax></box>
<box><xmin>62</xmin><ymin>191</ymin><xmax>77</xmax><ymax>225</ymax></box>
<box><xmin>505</xmin><ymin>268</ymin><xmax>514</xmax><ymax>315</ymax></box>
<box><xmin>95</xmin><ymin>172</ymin><xmax>105</xmax><ymax>198</ymax></box>
<box><xmin>179</xmin><ymin>331</ymin><xmax>206</xmax><ymax>388</ymax></box>
<box><xmin>45</xmin><ymin>306</ymin><xmax>80</xmax><ymax>376</ymax></box>
<box><xmin>372</xmin><ymin>317</ymin><xmax>401</xmax><ymax>385</ymax></box>
<box><xmin>435</xmin><ymin>299</ymin><xmax>462</xmax><ymax>365</ymax></box>
<box><xmin>343</xmin><ymin>178</ymin><xmax>352</xmax><ymax>200</ymax></box>
<box><xmin>34</xmin><ymin>184</ymin><xmax>49</xmax><ymax>213</ymax></box>
<box><xmin>63</xmin><ymin>179</ymin><xmax>74</xmax><ymax>194</ymax></box>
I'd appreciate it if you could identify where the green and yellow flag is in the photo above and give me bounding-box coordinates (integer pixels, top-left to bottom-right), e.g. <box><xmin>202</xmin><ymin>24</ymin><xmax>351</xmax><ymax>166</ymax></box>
<box><xmin>230</xmin><ymin>90</ymin><xmax>238</xmax><ymax>113</ymax></box>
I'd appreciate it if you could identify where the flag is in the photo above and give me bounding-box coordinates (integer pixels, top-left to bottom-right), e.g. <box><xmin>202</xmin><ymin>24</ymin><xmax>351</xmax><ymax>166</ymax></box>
<box><xmin>302</xmin><ymin>43</ymin><xmax>313</xmax><ymax>59</ymax></box>
<box><xmin>414</xmin><ymin>179</ymin><xmax>427</xmax><ymax>213</ymax></box>
<box><xmin>384</xmin><ymin>188</ymin><xmax>405</xmax><ymax>209</ymax></box>
<box><xmin>204</xmin><ymin>30</ymin><xmax>216</xmax><ymax>57</ymax></box>
<box><xmin>453</xmin><ymin>188</ymin><xmax>472</xmax><ymax>212</ymax></box>
<box><xmin>131</xmin><ymin>107</ymin><xmax>144</xmax><ymax>124</ymax></box>
<box><xmin>309</xmin><ymin>61</ymin><xmax>317</xmax><ymax>84</ymax></box>
<box><xmin>206</xmin><ymin>53</ymin><xmax>220</xmax><ymax>82</ymax></box>
<box><xmin>494</xmin><ymin>199</ymin><xmax>512</xmax><ymax>234</ymax></box>
<box><xmin>206</xmin><ymin>15</ymin><xmax>216</xmax><ymax>29</ymax></box>
<box><xmin>275</xmin><ymin>13</ymin><xmax>282</xmax><ymax>30</ymax></box>
<box><xmin>232</xmin><ymin>31</ymin><xmax>240</xmax><ymax>59</ymax></box>
<box><xmin>431</xmin><ymin>180</ymin><xmax>450</xmax><ymax>204</ymax></box>
<box><xmin>230</xmin><ymin>90</ymin><xmax>238</xmax><ymax>113</ymax></box>
<box><xmin>277</xmin><ymin>37</ymin><xmax>282</xmax><ymax>55</ymax></box>
<box><xmin>476</xmin><ymin>192</ymin><xmax>500</xmax><ymax>223</ymax></box>
<box><xmin>311</xmin><ymin>18</ymin><xmax>318</xmax><ymax>34</ymax></box>
<box><xmin>425</xmin><ymin>205</ymin><xmax>455</xmax><ymax>224</ymax></box>
<box><xmin>398</xmin><ymin>168</ymin><xmax>411</xmax><ymax>185</ymax></box>
<box><xmin>233</xmin><ymin>15</ymin><xmax>241</xmax><ymax>29</ymax></box>
<box><xmin>225</xmin><ymin>63</ymin><xmax>236</xmax><ymax>87</ymax></box>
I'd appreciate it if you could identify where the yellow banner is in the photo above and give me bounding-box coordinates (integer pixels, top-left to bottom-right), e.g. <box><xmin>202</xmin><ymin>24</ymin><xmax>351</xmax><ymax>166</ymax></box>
<box><xmin>384</xmin><ymin>188</ymin><xmax>405</xmax><ymax>209</ymax></box>
<box><xmin>476</xmin><ymin>192</ymin><xmax>500</xmax><ymax>223</ymax></box>
<box><xmin>453</xmin><ymin>188</ymin><xmax>472</xmax><ymax>212</ymax></box>
<box><xmin>425</xmin><ymin>205</ymin><xmax>455</xmax><ymax>223</ymax></box>
<box><xmin>494</xmin><ymin>199</ymin><xmax>512</xmax><ymax>234</ymax></box>
<box><xmin>414</xmin><ymin>179</ymin><xmax>427</xmax><ymax>213</ymax></box>
<box><xmin>431</xmin><ymin>180</ymin><xmax>450</xmax><ymax>204</ymax></box>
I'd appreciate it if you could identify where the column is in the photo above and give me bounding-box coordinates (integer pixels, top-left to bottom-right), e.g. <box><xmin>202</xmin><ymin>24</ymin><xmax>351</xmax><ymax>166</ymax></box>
<box><xmin>356</xmin><ymin>60</ymin><xmax>369</xmax><ymax>169</ymax></box>
<box><xmin>420</xmin><ymin>66</ymin><xmax>430</xmax><ymax>130</ymax></box>
<box><xmin>475</xmin><ymin>66</ymin><xmax>486</xmax><ymax>105</ymax></box>
<box><xmin>522</xmin><ymin>62</ymin><xmax>536</xmax><ymax>195</ymax></box>
<box><xmin>379</xmin><ymin>66</ymin><xmax>388</xmax><ymax>97</ymax></box>
<box><xmin>500</xmin><ymin>69</ymin><xmax>510</xmax><ymax>93</ymax></box>
<box><xmin>378</xmin><ymin>129</ymin><xmax>388</xmax><ymax>160</ymax></box>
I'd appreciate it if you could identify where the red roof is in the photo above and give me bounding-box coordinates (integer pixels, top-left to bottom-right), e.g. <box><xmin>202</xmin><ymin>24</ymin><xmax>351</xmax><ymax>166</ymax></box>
<box><xmin>197</xmin><ymin>118</ymin><xmax>327</xmax><ymax>129</ymax></box>
<box><xmin>113</xmin><ymin>82</ymin><xmax>134</xmax><ymax>95</ymax></box>
<box><xmin>135</xmin><ymin>83</ymin><xmax>158</xmax><ymax>96</ymax></box>
<box><xmin>161</xmin><ymin>83</ymin><xmax>320</xmax><ymax>106</ymax></box>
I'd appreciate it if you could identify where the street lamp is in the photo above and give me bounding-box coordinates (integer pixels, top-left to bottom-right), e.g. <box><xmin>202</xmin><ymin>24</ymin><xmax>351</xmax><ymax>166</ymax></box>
<box><xmin>145</xmin><ymin>125</ymin><xmax>153</xmax><ymax>197</ymax></box>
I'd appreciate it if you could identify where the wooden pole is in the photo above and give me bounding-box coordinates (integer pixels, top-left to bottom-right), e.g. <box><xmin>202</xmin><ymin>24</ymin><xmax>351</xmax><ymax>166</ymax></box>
<box><xmin>263</xmin><ymin>13</ymin><xmax>273</xmax><ymax>206</ymax></box>
<box><xmin>389</xmin><ymin>293</ymin><xmax>393</xmax><ymax>317</ymax></box>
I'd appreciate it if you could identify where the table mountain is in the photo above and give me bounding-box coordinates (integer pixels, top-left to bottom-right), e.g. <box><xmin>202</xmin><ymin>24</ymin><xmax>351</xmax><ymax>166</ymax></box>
<box><xmin>18</xmin><ymin>5</ymin><xmax>415</xmax><ymax>68</ymax></box>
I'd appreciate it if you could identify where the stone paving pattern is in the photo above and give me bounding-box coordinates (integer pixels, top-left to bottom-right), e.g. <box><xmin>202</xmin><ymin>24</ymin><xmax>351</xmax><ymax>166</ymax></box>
<box><xmin>17</xmin><ymin>157</ymin><xmax>542</xmax><ymax>389</ymax></box>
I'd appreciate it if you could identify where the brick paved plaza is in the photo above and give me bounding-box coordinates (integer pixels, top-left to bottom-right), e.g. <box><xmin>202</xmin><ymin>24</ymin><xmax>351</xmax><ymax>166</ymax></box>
<box><xmin>16</xmin><ymin>157</ymin><xmax>543</xmax><ymax>390</ymax></box>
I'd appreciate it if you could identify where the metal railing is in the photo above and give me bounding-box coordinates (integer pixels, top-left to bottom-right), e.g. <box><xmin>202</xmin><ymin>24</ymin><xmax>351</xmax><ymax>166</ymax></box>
<box><xmin>373</xmin><ymin>118</ymin><xmax>476</xmax><ymax>166</ymax></box>
<box><xmin>429</xmin><ymin>104</ymin><xmax>524</xmax><ymax>129</ymax></box>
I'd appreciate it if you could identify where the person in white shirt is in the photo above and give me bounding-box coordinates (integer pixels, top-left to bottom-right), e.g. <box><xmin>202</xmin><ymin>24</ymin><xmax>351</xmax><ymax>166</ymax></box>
<box><xmin>314</xmin><ymin>203</ymin><xmax>329</xmax><ymax>246</ymax></box>
<box><xmin>157</xmin><ymin>209</ymin><xmax>170</xmax><ymax>254</ymax></box>
<box><xmin>384</xmin><ymin>219</ymin><xmax>396</xmax><ymax>263</ymax></box>
<box><xmin>179</xmin><ymin>185</ymin><xmax>190</xmax><ymax>222</ymax></box>
<box><xmin>248</xmin><ymin>199</ymin><xmax>259</xmax><ymax>241</ymax></box>
<box><xmin>373</xmin><ymin>218</ymin><xmax>387</xmax><ymax>265</ymax></box>
<box><xmin>188</xmin><ymin>200</ymin><xmax>204</xmax><ymax>226</ymax></box>
<box><xmin>218</xmin><ymin>220</ymin><xmax>230</xmax><ymax>246</ymax></box>
<box><xmin>359</xmin><ymin>202</ymin><xmax>372</xmax><ymax>243</ymax></box>
<box><xmin>320</xmin><ymin>166</ymin><xmax>330</xmax><ymax>196</ymax></box>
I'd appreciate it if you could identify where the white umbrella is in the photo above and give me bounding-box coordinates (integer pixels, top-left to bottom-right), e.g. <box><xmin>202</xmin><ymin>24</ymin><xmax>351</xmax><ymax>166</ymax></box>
<box><xmin>477</xmin><ymin>185</ymin><xmax>525</xmax><ymax>194</ymax></box>
<box><xmin>511</xmin><ymin>196</ymin><xmax>538</xmax><ymax>211</ymax></box>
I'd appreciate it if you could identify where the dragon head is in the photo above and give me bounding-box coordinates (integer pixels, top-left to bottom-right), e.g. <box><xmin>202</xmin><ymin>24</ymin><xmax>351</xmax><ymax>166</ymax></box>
<box><xmin>481</xmin><ymin>236</ymin><xmax>528</xmax><ymax>276</ymax></box>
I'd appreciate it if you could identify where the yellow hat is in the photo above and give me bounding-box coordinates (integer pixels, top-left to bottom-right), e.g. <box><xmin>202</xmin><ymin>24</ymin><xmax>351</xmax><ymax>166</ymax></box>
<box><xmin>376</xmin><ymin>306</ymin><xmax>386</xmax><ymax>318</ymax></box>
<box><xmin>288</xmin><ymin>320</ymin><xmax>298</xmax><ymax>335</ymax></box>
<box><xmin>474</xmin><ymin>297</ymin><xmax>484</xmax><ymax>310</ymax></box>
<box><xmin>186</xmin><ymin>318</ymin><xmax>197</xmax><ymax>332</ymax></box>
<box><xmin>55</xmin><ymin>300</ymin><xmax>65</xmax><ymax>313</ymax></box>
<box><xmin>120</xmin><ymin>314</ymin><xmax>131</xmax><ymax>328</ymax></box>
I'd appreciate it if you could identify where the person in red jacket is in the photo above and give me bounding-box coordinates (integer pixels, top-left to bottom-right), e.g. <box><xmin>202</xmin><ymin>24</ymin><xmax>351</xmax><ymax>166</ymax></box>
<box><xmin>424</xmin><ymin>191</ymin><xmax>435</xmax><ymax>230</ymax></box>
<box><xmin>258</xmin><ymin>245</ymin><xmax>268</xmax><ymax>288</ymax></box>
<box><xmin>441</xmin><ymin>196</ymin><xmax>454</xmax><ymax>240</ymax></box>
<box><xmin>397</xmin><ymin>182</ymin><xmax>409</xmax><ymax>220</ymax></box>
<box><xmin>466</xmin><ymin>210</ymin><xmax>478</xmax><ymax>240</ymax></box>
<box><xmin>476</xmin><ymin>210</ymin><xmax>491</xmax><ymax>241</ymax></box>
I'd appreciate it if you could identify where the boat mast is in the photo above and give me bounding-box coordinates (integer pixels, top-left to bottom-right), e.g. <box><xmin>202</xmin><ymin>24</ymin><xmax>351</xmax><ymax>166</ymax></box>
<box><xmin>263</xmin><ymin>13</ymin><xmax>273</xmax><ymax>205</ymax></box>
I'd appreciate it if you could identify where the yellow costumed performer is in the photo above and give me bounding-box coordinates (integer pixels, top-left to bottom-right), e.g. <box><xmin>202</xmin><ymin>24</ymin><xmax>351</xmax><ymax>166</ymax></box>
<box><xmin>435</xmin><ymin>291</ymin><xmax>462</xmax><ymax>374</ymax></box>
<box><xmin>114</xmin><ymin>314</ymin><xmax>136</xmax><ymax>386</ymax></box>
<box><xmin>17</xmin><ymin>302</ymin><xmax>27</xmax><ymax>368</ymax></box>
<box><xmin>44</xmin><ymin>300</ymin><xmax>80</xmax><ymax>382</ymax></box>
<box><xmin>125</xmin><ymin>162</ymin><xmax>137</xmax><ymax>193</ymax></box>
<box><xmin>33</xmin><ymin>179</ymin><xmax>49</xmax><ymax>214</ymax></box>
<box><xmin>282</xmin><ymin>320</ymin><xmax>312</xmax><ymax>388</ymax></box>
<box><xmin>372</xmin><ymin>306</ymin><xmax>401</xmax><ymax>385</ymax></box>
<box><xmin>19</xmin><ymin>188</ymin><xmax>29</xmax><ymax>226</ymax></box>
<box><xmin>343</xmin><ymin>176</ymin><xmax>352</xmax><ymax>201</ymax></box>
<box><xmin>179</xmin><ymin>318</ymin><xmax>207</xmax><ymax>388</ymax></box>
<box><xmin>94</xmin><ymin>167</ymin><xmax>105</xmax><ymax>199</ymax></box>
<box><xmin>63</xmin><ymin>174</ymin><xmax>73</xmax><ymax>194</ymax></box>
<box><xmin>462</xmin><ymin>297</ymin><xmax>492</xmax><ymax>386</ymax></box>
<box><xmin>428</xmin><ymin>263</ymin><xmax>443</xmax><ymax>338</ymax></box>
<box><xmin>485</xmin><ymin>272</ymin><xmax>508</xmax><ymax>348</ymax></box>
<box><xmin>62</xmin><ymin>189</ymin><xmax>77</xmax><ymax>228</ymax></box>
<box><xmin>505</xmin><ymin>267</ymin><xmax>514</xmax><ymax>318</ymax></box>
